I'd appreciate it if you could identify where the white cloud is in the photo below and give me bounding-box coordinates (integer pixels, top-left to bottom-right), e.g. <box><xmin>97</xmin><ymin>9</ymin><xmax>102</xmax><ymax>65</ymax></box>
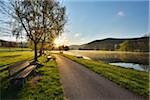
<box><xmin>117</xmin><ymin>11</ymin><xmax>125</xmax><ymax>17</ymax></box>
<box><xmin>75</xmin><ymin>33</ymin><xmax>80</xmax><ymax>37</ymax></box>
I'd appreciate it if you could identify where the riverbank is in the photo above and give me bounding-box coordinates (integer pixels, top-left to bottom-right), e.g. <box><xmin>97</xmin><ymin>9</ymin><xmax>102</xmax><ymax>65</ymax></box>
<box><xmin>62</xmin><ymin>50</ymin><xmax>149</xmax><ymax>71</ymax></box>
<box><xmin>63</xmin><ymin>54</ymin><xmax>149</xmax><ymax>97</ymax></box>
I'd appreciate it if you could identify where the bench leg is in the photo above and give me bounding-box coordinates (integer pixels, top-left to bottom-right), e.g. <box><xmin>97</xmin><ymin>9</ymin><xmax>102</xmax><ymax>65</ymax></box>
<box><xmin>33</xmin><ymin>70</ymin><xmax>36</xmax><ymax>76</ymax></box>
<box><xmin>19</xmin><ymin>78</ymin><xmax>26</xmax><ymax>87</ymax></box>
<box><xmin>10</xmin><ymin>79</ymin><xmax>24</xmax><ymax>88</ymax></box>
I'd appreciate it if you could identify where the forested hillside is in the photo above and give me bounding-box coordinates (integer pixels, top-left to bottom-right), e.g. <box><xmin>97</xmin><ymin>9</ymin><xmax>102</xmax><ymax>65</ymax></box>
<box><xmin>70</xmin><ymin>37</ymin><xmax>149</xmax><ymax>52</ymax></box>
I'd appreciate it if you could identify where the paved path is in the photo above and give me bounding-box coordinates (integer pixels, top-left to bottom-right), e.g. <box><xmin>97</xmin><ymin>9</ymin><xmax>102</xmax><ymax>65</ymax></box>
<box><xmin>55</xmin><ymin>54</ymin><xmax>144</xmax><ymax>100</ymax></box>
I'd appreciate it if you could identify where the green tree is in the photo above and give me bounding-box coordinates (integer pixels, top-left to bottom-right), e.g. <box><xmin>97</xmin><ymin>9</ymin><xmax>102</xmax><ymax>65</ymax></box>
<box><xmin>58</xmin><ymin>45</ymin><xmax>70</xmax><ymax>51</ymax></box>
<box><xmin>118</xmin><ymin>40</ymin><xmax>129</xmax><ymax>51</ymax></box>
<box><xmin>64</xmin><ymin>46</ymin><xmax>70</xmax><ymax>51</ymax></box>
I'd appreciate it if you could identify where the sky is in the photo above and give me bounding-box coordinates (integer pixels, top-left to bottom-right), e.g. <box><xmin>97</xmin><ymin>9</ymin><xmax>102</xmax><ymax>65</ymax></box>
<box><xmin>0</xmin><ymin>0</ymin><xmax>149</xmax><ymax>45</ymax></box>
<box><xmin>58</xmin><ymin>0</ymin><xmax>149</xmax><ymax>45</ymax></box>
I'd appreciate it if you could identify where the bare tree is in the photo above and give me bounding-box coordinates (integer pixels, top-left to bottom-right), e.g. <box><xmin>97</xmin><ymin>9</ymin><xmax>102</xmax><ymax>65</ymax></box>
<box><xmin>0</xmin><ymin>0</ymin><xmax>66</xmax><ymax>62</ymax></box>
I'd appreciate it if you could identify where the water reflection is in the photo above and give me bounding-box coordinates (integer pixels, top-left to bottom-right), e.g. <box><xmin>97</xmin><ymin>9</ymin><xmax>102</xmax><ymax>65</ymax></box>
<box><xmin>65</xmin><ymin>50</ymin><xmax>149</xmax><ymax>71</ymax></box>
<box><xmin>109</xmin><ymin>62</ymin><xmax>149</xmax><ymax>72</ymax></box>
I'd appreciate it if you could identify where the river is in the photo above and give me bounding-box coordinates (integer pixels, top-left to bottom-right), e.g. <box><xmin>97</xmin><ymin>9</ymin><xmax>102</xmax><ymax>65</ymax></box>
<box><xmin>64</xmin><ymin>50</ymin><xmax>149</xmax><ymax>72</ymax></box>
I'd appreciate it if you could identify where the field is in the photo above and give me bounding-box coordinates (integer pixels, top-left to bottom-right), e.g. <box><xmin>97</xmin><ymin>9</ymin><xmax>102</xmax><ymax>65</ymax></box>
<box><xmin>0</xmin><ymin>47</ymin><xmax>32</xmax><ymax>51</ymax></box>
<box><xmin>0</xmin><ymin>51</ymin><xmax>34</xmax><ymax>66</ymax></box>
<box><xmin>63</xmin><ymin>54</ymin><xmax>149</xmax><ymax>97</ymax></box>
<box><xmin>0</xmin><ymin>50</ymin><xmax>64</xmax><ymax>99</ymax></box>
<box><xmin>0</xmin><ymin>51</ymin><xmax>34</xmax><ymax>80</ymax></box>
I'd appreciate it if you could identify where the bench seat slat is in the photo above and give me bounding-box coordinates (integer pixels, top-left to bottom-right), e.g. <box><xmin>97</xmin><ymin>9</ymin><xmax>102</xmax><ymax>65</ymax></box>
<box><xmin>14</xmin><ymin>65</ymin><xmax>36</xmax><ymax>79</ymax></box>
<box><xmin>9</xmin><ymin>61</ymin><xmax>30</xmax><ymax>76</ymax></box>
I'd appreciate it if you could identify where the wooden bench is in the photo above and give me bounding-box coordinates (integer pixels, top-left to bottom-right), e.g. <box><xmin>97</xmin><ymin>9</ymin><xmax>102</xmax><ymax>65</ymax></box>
<box><xmin>8</xmin><ymin>60</ymin><xmax>36</xmax><ymax>85</ymax></box>
<box><xmin>76</xmin><ymin>55</ymin><xmax>83</xmax><ymax>58</ymax></box>
<box><xmin>47</xmin><ymin>56</ymin><xmax>52</xmax><ymax>61</ymax></box>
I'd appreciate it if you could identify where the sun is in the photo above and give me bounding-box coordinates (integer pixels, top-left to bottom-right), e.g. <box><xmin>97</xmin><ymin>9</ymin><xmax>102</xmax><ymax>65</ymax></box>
<box><xmin>54</xmin><ymin>37</ymin><xmax>64</xmax><ymax>47</ymax></box>
<box><xmin>54</xmin><ymin>34</ymin><xmax>68</xmax><ymax>47</ymax></box>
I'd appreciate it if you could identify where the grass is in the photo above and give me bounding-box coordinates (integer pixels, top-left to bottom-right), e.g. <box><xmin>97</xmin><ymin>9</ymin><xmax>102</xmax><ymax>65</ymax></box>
<box><xmin>0</xmin><ymin>51</ymin><xmax>34</xmax><ymax>99</ymax></box>
<box><xmin>0</xmin><ymin>47</ymin><xmax>32</xmax><ymax>51</ymax></box>
<box><xmin>63</xmin><ymin>54</ymin><xmax>149</xmax><ymax>97</ymax></box>
<box><xmin>18</xmin><ymin>55</ymin><xmax>64</xmax><ymax>100</ymax></box>
<box><xmin>0</xmin><ymin>51</ymin><xmax>34</xmax><ymax>67</ymax></box>
<box><xmin>0</xmin><ymin>51</ymin><xmax>64</xmax><ymax>100</ymax></box>
<box><xmin>0</xmin><ymin>51</ymin><xmax>34</xmax><ymax>84</ymax></box>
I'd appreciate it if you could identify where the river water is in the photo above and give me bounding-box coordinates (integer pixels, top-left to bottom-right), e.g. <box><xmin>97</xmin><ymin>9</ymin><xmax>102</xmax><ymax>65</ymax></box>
<box><xmin>64</xmin><ymin>50</ymin><xmax>149</xmax><ymax>72</ymax></box>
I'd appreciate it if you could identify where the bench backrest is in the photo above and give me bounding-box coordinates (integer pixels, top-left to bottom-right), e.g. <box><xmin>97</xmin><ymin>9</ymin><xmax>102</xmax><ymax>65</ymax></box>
<box><xmin>8</xmin><ymin>60</ymin><xmax>30</xmax><ymax>76</ymax></box>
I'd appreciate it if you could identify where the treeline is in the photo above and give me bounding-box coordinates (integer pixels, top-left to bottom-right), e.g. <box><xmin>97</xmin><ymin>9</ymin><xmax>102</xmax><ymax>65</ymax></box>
<box><xmin>78</xmin><ymin>37</ymin><xmax>149</xmax><ymax>52</ymax></box>
<box><xmin>0</xmin><ymin>39</ymin><xmax>27</xmax><ymax>48</ymax></box>
<box><xmin>118</xmin><ymin>39</ymin><xmax>149</xmax><ymax>52</ymax></box>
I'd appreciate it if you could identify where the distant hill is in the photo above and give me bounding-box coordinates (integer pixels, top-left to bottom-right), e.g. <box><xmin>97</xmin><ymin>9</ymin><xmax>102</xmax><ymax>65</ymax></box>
<box><xmin>69</xmin><ymin>45</ymin><xmax>84</xmax><ymax>50</ymax></box>
<box><xmin>69</xmin><ymin>37</ymin><xmax>149</xmax><ymax>52</ymax></box>
<box><xmin>0</xmin><ymin>39</ymin><xmax>27</xmax><ymax>48</ymax></box>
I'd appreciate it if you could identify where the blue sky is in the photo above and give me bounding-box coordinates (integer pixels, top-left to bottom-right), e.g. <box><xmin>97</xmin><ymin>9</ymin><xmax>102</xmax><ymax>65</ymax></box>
<box><xmin>60</xmin><ymin>0</ymin><xmax>149</xmax><ymax>45</ymax></box>
<box><xmin>0</xmin><ymin>0</ymin><xmax>149</xmax><ymax>45</ymax></box>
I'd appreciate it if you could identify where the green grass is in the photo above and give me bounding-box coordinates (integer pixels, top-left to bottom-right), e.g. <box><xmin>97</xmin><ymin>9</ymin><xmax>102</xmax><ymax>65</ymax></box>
<box><xmin>63</xmin><ymin>54</ymin><xmax>149</xmax><ymax>97</ymax></box>
<box><xmin>0</xmin><ymin>51</ymin><xmax>34</xmax><ymax>82</ymax></box>
<box><xmin>0</xmin><ymin>51</ymin><xmax>64</xmax><ymax>100</ymax></box>
<box><xmin>0</xmin><ymin>51</ymin><xmax>34</xmax><ymax>66</ymax></box>
<box><xmin>18</xmin><ymin>55</ymin><xmax>64</xmax><ymax>100</ymax></box>
<box><xmin>0</xmin><ymin>51</ymin><xmax>34</xmax><ymax>99</ymax></box>
<box><xmin>0</xmin><ymin>47</ymin><xmax>32</xmax><ymax>51</ymax></box>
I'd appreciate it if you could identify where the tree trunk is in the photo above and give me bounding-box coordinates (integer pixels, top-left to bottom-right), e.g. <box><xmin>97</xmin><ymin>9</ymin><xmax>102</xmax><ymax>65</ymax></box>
<box><xmin>34</xmin><ymin>42</ymin><xmax>38</xmax><ymax>62</ymax></box>
<box><xmin>39</xmin><ymin>40</ymin><xmax>44</xmax><ymax>56</ymax></box>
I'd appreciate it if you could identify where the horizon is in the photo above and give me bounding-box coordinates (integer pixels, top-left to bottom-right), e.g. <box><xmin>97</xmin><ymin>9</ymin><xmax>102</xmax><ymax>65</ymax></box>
<box><xmin>62</xmin><ymin>0</ymin><xmax>149</xmax><ymax>45</ymax></box>
<box><xmin>0</xmin><ymin>0</ymin><xmax>149</xmax><ymax>46</ymax></box>
<box><xmin>0</xmin><ymin>35</ymin><xmax>148</xmax><ymax>47</ymax></box>
<box><xmin>68</xmin><ymin>35</ymin><xmax>149</xmax><ymax>46</ymax></box>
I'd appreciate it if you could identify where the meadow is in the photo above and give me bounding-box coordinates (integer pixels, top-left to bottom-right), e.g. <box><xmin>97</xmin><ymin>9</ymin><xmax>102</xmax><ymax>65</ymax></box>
<box><xmin>0</xmin><ymin>47</ymin><xmax>32</xmax><ymax>52</ymax></box>
<box><xmin>0</xmin><ymin>50</ymin><xmax>64</xmax><ymax>99</ymax></box>
<box><xmin>63</xmin><ymin>54</ymin><xmax>149</xmax><ymax>97</ymax></box>
<box><xmin>0</xmin><ymin>51</ymin><xmax>34</xmax><ymax>80</ymax></box>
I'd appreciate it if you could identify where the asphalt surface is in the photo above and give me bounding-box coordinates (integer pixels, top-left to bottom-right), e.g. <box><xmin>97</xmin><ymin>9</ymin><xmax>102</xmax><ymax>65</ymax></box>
<box><xmin>55</xmin><ymin>54</ymin><xmax>145</xmax><ymax>100</ymax></box>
